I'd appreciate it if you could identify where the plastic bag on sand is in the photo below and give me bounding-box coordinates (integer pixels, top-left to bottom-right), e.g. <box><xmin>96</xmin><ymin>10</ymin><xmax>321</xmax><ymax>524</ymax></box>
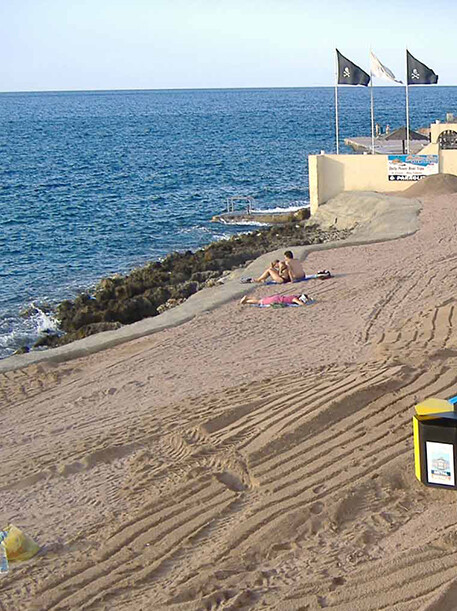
<box><xmin>1</xmin><ymin>525</ymin><xmax>40</xmax><ymax>564</ymax></box>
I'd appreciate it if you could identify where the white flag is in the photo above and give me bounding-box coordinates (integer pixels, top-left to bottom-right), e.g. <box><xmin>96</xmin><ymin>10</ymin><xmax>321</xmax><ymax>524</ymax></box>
<box><xmin>370</xmin><ymin>51</ymin><xmax>402</xmax><ymax>83</ymax></box>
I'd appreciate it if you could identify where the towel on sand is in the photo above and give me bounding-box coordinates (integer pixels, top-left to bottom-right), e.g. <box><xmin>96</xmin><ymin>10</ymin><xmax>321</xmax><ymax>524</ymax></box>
<box><xmin>240</xmin><ymin>270</ymin><xmax>331</xmax><ymax>284</ymax></box>
<box><xmin>252</xmin><ymin>299</ymin><xmax>315</xmax><ymax>308</ymax></box>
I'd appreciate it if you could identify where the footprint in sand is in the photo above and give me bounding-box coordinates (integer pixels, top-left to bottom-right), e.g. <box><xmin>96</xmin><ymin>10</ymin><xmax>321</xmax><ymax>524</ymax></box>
<box><xmin>310</xmin><ymin>501</ymin><xmax>324</xmax><ymax>515</ymax></box>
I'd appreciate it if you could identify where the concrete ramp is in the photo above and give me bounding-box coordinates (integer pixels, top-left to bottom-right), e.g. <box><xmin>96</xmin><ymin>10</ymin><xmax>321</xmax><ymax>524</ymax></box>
<box><xmin>310</xmin><ymin>191</ymin><xmax>422</xmax><ymax>242</ymax></box>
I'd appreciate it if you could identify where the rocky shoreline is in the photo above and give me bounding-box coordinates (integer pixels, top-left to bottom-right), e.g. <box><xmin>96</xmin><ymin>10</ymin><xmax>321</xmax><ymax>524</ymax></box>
<box><xmin>20</xmin><ymin>217</ymin><xmax>350</xmax><ymax>352</ymax></box>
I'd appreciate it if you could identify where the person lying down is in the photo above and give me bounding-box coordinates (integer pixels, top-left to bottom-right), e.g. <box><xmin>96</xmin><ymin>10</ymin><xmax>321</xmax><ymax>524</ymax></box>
<box><xmin>240</xmin><ymin>293</ymin><xmax>311</xmax><ymax>307</ymax></box>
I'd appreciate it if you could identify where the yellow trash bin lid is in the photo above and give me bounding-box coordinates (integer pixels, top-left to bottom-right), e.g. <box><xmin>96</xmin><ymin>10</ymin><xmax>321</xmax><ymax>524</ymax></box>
<box><xmin>415</xmin><ymin>398</ymin><xmax>454</xmax><ymax>416</ymax></box>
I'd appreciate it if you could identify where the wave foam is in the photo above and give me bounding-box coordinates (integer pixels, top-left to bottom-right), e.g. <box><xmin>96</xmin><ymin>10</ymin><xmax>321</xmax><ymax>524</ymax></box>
<box><xmin>30</xmin><ymin>304</ymin><xmax>60</xmax><ymax>334</ymax></box>
<box><xmin>254</xmin><ymin>200</ymin><xmax>309</xmax><ymax>213</ymax></box>
<box><xmin>0</xmin><ymin>303</ymin><xmax>60</xmax><ymax>359</ymax></box>
<box><xmin>218</xmin><ymin>219</ymin><xmax>269</xmax><ymax>226</ymax></box>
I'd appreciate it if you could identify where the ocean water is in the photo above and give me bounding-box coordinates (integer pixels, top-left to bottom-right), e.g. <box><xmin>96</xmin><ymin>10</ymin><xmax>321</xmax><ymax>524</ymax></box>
<box><xmin>0</xmin><ymin>86</ymin><xmax>454</xmax><ymax>358</ymax></box>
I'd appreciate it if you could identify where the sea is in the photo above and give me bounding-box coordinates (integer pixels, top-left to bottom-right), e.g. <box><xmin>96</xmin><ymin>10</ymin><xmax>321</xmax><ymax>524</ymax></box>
<box><xmin>0</xmin><ymin>85</ymin><xmax>454</xmax><ymax>359</ymax></box>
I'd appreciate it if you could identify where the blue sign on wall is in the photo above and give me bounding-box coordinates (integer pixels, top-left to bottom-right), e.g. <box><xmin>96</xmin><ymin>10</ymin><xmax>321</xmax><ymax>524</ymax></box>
<box><xmin>388</xmin><ymin>154</ymin><xmax>439</xmax><ymax>181</ymax></box>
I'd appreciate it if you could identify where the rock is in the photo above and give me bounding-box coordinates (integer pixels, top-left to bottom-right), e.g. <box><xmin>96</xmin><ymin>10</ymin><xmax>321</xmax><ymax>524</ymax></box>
<box><xmin>42</xmin><ymin>219</ymin><xmax>351</xmax><ymax>349</ymax></box>
<box><xmin>34</xmin><ymin>322</ymin><xmax>122</xmax><ymax>348</ymax></box>
<box><xmin>157</xmin><ymin>298</ymin><xmax>185</xmax><ymax>314</ymax></box>
<box><xmin>13</xmin><ymin>346</ymin><xmax>30</xmax><ymax>355</ymax></box>
<box><xmin>211</xmin><ymin>207</ymin><xmax>310</xmax><ymax>224</ymax></box>
<box><xmin>19</xmin><ymin>303</ymin><xmax>54</xmax><ymax>318</ymax></box>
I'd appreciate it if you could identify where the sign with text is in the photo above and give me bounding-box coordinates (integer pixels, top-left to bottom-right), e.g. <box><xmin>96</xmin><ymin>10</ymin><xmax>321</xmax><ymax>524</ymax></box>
<box><xmin>388</xmin><ymin>154</ymin><xmax>439</xmax><ymax>182</ymax></box>
<box><xmin>426</xmin><ymin>441</ymin><xmax>455</xmax><ymax>486</ymax></box>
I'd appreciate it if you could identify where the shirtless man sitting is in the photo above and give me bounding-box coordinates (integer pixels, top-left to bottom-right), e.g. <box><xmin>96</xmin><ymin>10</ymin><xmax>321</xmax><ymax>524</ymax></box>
<box><xmin>255</xmin><ymin>250</ymin><xmax>305</xmax><ymax>283</ymax></box>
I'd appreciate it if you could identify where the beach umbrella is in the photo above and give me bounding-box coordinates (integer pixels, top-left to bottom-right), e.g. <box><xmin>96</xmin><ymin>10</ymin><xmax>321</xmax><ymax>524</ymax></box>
<box><xmin>385</xmin><ymin>127</ymin><xmax>428</xmax><ymax>153</ymax></box>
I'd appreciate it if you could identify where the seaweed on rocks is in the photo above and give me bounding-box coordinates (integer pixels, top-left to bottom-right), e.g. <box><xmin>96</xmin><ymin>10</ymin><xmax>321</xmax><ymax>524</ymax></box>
<box><xmin>31</xmin><ymin>222</ymin><xmax>351</xmax><ymax>350</ymax></box>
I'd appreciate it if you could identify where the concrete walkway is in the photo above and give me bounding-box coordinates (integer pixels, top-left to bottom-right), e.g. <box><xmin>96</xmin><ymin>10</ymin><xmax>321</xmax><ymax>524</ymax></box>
<box><xmin>344</xmin><ymin>136</ymin><xmax>425</xmax><ymax>155</ymax></box>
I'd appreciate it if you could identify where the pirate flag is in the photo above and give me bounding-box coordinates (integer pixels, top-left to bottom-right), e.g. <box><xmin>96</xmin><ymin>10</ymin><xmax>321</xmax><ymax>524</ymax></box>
<box><xmin>407</xmin><ymin>51</ymin><xmax>438</xmax><ymax>85</ymax></box>
<box><xmin>336</xmin><ymin>49</ymin><xmax>370</xmax><ymax>86</ymax></box>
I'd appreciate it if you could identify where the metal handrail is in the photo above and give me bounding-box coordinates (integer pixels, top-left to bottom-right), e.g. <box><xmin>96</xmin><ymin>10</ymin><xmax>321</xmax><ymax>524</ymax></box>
<box><xmin>226</xmin><ymin>196</ymin><xmax>255</xmax><ymax>214</ymax></box>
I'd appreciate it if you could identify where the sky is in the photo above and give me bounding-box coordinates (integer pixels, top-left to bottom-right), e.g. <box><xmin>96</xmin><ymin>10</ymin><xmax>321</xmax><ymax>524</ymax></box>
<box><xmin>0</xmin><ymin>0</ymin><xmax>454</xmax><ymax>92</ymax></box>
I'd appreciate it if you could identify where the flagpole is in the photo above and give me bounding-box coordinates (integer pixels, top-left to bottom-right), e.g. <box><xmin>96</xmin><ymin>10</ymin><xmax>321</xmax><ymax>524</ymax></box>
<box><xmin>335</xmin><ymin>50</ymin><xmax>339</xmax><ymax>154</ymax></box>
<box><xmin>370</xmin><ymin>60</ymin><xmax>375</xmax><ymax>154</ymax></box>
<box><xmin>406</xmin><ymin>48</ymin><xmax>410</xmax><ymax>154</ymax></box>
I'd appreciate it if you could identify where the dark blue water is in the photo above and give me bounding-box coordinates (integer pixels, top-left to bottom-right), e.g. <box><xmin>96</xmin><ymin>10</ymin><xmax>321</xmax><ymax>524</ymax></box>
<box><xmin>0</xmin><ymin>86</ymin><xmax>454</xmax><ymax>358</ymax></box>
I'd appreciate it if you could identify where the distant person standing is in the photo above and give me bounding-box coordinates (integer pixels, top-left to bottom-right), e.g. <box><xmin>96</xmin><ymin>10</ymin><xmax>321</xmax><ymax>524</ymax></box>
<box><xmin>385</xmin><ymin>124</ymin><xmax>391</xmax><ymax>135</ymax></box>
<box><xmin>375</xmin><ymin>123</ymin><xmax>380</xmax><ymax>137</ymax></box>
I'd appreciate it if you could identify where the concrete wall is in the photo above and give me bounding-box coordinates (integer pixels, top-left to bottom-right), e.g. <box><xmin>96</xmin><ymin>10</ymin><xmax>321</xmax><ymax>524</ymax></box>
<box><xmin>308</xmin><ymin>155</ymin><xmax>345</xmax><ymax>214</ymax></box>
<box><xmin>309</xmin><ymin>154</ymin><xmax>409</xmax><ymax>215</ymax></box>
<box><xmin>430</xmin><ymin>122</ymin><xmax>457</xmax><ymax>143</ymax></box>
<box><xmin>440</xmin><ymin>150</ymin><xmax>457</xmax><ymax>175</ymax></box>
<box><xmin>309</xmin><ymin>149</ymin><xmax>457</xmax><ymax>215</ymax></box>
<box><xmin>418</xmin><ymin>143</ymin><xmax>439</xmax><ymax>155</ymax></box>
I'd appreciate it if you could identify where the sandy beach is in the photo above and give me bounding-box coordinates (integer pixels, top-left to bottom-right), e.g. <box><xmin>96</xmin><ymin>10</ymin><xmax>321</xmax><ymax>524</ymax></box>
<box><xmin>3</xmin><ymin>190</ymin><xmax>457</xmax><ymax>610</ymax></box>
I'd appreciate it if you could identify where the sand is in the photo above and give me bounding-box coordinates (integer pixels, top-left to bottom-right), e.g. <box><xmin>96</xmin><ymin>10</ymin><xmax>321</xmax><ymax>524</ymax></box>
<box><xmin>402</xmin><ymin>173</ymin><xmax>457</xmax><ymax>198</ymax></box>
<box><xmin>3</xmin><ymin>191</ymin><xmax>457</xmax><ymax>609</ymax></box>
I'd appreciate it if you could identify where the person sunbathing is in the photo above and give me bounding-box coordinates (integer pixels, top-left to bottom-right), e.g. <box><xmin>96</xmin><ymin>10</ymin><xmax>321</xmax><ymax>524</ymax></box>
<box><xmin>255</xmin><ymin>251</ymin><xmax>306</xmax><ymax>283</ymax></box>
<box><xmin>240</xmin><ymin>293</ymin><xmax>311</xmax><ymax>306</ymax></box>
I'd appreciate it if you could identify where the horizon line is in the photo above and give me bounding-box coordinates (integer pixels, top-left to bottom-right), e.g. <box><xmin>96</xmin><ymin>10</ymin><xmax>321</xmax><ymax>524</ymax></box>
<box><xmin>0</xmin><ymin>83</ymin><xmax>453</xmax><ymax>95</ymax></box>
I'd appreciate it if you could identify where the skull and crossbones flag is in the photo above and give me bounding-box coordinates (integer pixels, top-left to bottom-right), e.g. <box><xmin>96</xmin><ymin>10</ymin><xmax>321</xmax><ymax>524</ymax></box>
<box><xmin>407</xmin><ymin>51</ymin><xmax>438</xmax><ymax>85</ymax></box>
<box><xmin>336</xmin><ymin>49</ymin><xmax>370</xmax><ymax>86</ymax></box>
